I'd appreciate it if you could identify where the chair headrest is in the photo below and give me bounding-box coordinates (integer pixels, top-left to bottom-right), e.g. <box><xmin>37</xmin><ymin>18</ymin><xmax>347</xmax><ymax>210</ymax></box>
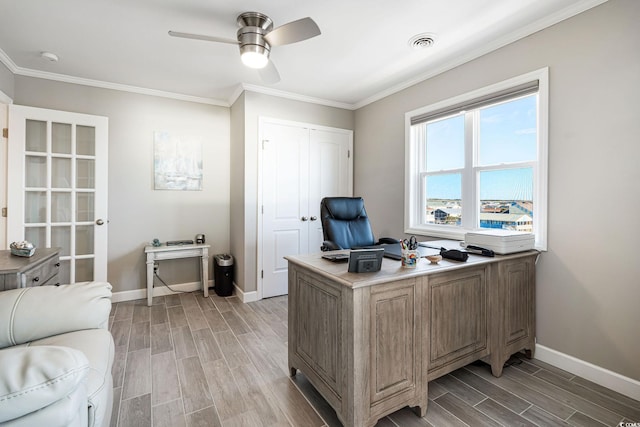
<box><xmin>322</xmin><ymin>197</ymin><xmax>368</xmax><ymax>220</ymax></box>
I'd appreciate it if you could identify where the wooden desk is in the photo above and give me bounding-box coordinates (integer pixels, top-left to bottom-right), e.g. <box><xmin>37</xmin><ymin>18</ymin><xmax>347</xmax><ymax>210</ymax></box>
<box><xmin>286</xmin><ymin>249</ymin><xmax>537</xmax><ymax>427</ymax></box>
<box><xmin>0</xmin><ymin>248</ymin><xmax>61</xmax><ymax>291</ymax></box>
<box><xmin>144</xmin><ymin>244</ymin><xmax>210</xmax><ymax>306</ymax></box>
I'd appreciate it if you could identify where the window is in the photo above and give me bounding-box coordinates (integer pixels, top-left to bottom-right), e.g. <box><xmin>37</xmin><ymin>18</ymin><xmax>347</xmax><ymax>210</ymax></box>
<box><xmin>405</xmin><ymin>68</ymin><xmax>548</xmax><ymax>249</ymax></box>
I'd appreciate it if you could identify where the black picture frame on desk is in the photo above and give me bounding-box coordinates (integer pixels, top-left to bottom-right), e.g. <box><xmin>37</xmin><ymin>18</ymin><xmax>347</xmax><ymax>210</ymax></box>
<box><xmin>348</xmin><ymin>248</ymin><xmax>384</xmax><ymax>273</ymax></box>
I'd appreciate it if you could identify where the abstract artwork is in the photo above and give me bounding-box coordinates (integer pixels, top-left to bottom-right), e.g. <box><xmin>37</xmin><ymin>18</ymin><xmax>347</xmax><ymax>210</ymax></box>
<box><xmin>154</xmin><ymin>131</ymin><xmax>202</xmax><ymax>190</ymax></box>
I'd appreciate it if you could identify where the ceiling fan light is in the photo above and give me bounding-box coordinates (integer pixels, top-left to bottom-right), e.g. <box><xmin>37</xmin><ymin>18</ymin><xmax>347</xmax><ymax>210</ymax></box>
<box><xmin>239</xmin><ymin>44</ymin><xmax>269</xmax><ymax>69</ymax></box>
<box><xmin>241</xmin><ymin>51</ymin><xmax>269</xmax><ymax>69</ymax></box>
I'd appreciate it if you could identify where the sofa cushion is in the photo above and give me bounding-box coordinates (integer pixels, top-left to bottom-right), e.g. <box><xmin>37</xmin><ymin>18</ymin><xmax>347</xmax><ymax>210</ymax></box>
<box><xmin>0</xmin><ymin>282</ymin><xmax>113</xmax><ymax>349</ymax></box>
<box><xmin>30</xmin><ymin>328</ymin><xmax>115</xmax><ymax>427</ymax></box>
<box><xmin>0</xmin><ymin>345</ymin><xmax>89</xmax><ymax>423</ymax></box>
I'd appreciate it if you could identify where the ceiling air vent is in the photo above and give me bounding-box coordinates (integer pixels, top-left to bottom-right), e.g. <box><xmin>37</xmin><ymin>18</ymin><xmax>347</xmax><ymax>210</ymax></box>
<box><xmin>408</xmin><ymin>33</ymin><xmax>436</xmax><ymax>49</ymax></box>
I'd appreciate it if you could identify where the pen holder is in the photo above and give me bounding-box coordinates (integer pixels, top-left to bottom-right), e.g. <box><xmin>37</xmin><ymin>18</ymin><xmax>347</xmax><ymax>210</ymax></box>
<box><xmin>401</xmin><ymin>249</ymin><xmax>419</xmax><ymax>268</ymax></box>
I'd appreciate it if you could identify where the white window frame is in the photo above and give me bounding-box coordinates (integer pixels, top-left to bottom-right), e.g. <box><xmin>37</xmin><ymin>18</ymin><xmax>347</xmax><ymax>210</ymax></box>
<box><xmin>404</xmin><ymin>68</ymin><xmax>548</xmax><ymax>250</ymax></box>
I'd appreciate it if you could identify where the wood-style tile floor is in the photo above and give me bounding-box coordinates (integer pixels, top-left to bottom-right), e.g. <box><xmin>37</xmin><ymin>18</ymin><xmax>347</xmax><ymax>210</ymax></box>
<box><xmin>109</xmin><ymin>291</ymin><xmax>640</xmax><ymax>427</ymax></box>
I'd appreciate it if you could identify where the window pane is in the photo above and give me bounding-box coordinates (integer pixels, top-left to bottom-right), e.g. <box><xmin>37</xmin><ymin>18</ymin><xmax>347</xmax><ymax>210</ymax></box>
<box><xmin>52</xmin><ymin>226</ymin><xmax>71</xmax><ymax>256</ymax></box>
<box><xmin>76</xmin><ymin>258</ymin><xmax>94</xmax><ymax>282</ymax></box>
<box><xmin>425</xmin><ymin>115</ymin><xmax>464</xmax><ymax>171</ymax></box>
<box><xmin>76</xmin><ymin>192</ymin><xmax>95</xmax><ymax>222</ymax></box>
<box><xmin>52</xmin><ymin>122</ymin><xmax>72</xmax><ymax>154</ymax></box>
<box><xmin>25</xmin><ymin>227</ymin><xmax>46</xmax><ymax>248</ymax></box>
<box><xmin>25</xmin><ymin>120</ymin><xmax>47</xmax><ymax>152</ymax></box>
<box><xmin>479</xmin><ymin>168</ymin><xmax>533</xmax><ymax>232</ymax></box>
<box><xmin>425</xmin><ymin>173</ymin><xmax>462</xmax><ymax>226</ymax></box>
<box><xmin>51</xmin><ymin>192</ymin><xmax>71</xmax><ymax>222</ymax></box>
<box><xmin>76</xmin><ymin>159</ymin><xmax>95</xmax><ymax>189</ymax></box>
<box><xmin>52</xmin><ymin>157</ymin><xmax>72</xmax><ymax>188</ymax></box>
<box><xmin>77</xmin><ymin>126</ymin><xmax>96</xmax><ymax>156</ymax></box>
<box><xmin>75</xmin><ymin>225</ymin><xmax>94</xmax><ymax>255</ymax></box>
<box><xmin>26</xmin><ymin>156</ymin><xmax>47</xmax><ymax>187</ymax></box>
<box><xmin>25</xmin><ymin>191</ymin><xmax>47</xmax><ymax>223</ymax></box>
<box><xmin>478</xmin><ymin>95</ymin><xmax>537</xmax><ymax>166</ymax></box>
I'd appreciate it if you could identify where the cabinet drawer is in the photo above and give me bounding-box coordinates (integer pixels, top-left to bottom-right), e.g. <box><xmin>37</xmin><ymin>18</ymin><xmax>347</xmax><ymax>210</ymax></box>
<box><xmin>23</xmin><ymin>257</ymin><xmax>60</xmax><ymax>287</ymax></box>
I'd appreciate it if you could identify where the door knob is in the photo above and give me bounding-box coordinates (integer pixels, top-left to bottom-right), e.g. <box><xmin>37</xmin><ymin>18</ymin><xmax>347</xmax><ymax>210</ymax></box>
<box><xmin>96</xmin><ymin>219</ymin><xmax>105</xmax><ymax>225</ymax></box>
<box><xmin>310</xmin><ymin>216</ymin><xmax>317</xmax><ymax>221</ymax></box>
<box><xmin>301</xmin><ymin>216</ymin><xmax>309</xmax><ymax>221</ymax></box>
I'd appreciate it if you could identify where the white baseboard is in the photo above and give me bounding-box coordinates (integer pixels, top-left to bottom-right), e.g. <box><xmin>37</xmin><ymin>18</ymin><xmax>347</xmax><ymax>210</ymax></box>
<box><xmin>111</xmin><ymin>280</ymin><xmax>211</xmax><ymax>303</ymax></box>
<box><xmin>535</xmin><ymin>344</ymin><xmax>640</xmax><ymax>401</ymax></box>
<box><xmin>111</xmin><ymin>280</ymin><xmax>260</xmax><ymax>303</ymax></box>
<box><xmin>235</xmin><ymin>284</ymin><xmax>258</xmax><ymax>303</ymax></box>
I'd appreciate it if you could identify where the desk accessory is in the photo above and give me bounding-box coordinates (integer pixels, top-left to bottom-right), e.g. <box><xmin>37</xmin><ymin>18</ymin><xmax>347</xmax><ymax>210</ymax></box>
<box><xmin>440</xmin><ymin>248</ymin><xmax>469</xmax><ymax>262</ymax></box>
<box><xmin>322</xmin><ymin>253</ymin><xmax>349</xmax><ymax>262</ymax></box>
<box><xmin>348</xmin><ymin>248</ymin><xmax>384</xmax><ymax>273</ymax></box>
<box><xmin>425</xmin><ymin>254</ymin><xmax>442</xmax><ymax>264</ymax></box>
<box><xmin>166</xmin><ymin>240</ymin><xmax>194</xmax><ymax>246</ymax></box>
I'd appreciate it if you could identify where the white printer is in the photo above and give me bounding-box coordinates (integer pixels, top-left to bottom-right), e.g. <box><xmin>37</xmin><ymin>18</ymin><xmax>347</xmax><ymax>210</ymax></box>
<box><xmin>464</xmin><ymin>229</ymin><xmax>535</xmax><ymax>255</ymax></box>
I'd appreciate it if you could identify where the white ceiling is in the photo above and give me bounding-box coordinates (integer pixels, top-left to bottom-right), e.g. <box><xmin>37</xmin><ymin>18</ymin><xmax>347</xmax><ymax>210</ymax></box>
<box><xmin>0</xmin><ymin>0</ymin><xmax>606</xmax><ymax>109</ymax></box>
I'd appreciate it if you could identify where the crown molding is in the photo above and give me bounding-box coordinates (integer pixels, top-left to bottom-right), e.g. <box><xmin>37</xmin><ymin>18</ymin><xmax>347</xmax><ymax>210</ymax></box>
<box><xmin>0</xmin><ymin>48</ymin><xmax>229</xmax><ymax>107</ymax></box>
<box><xmin>234</xmin><ymin>83</ymin><xmax>354</xmax><ymax>110</ymax></box>
<box><xmin>17</xmin><ymin>67</ymin><xmax>230</xmax><ymax>107</ymax></box>
<box><xmin>0</xmin><ymin>48</ymin><xmax>18</xmax><ymax>73</ymax></box>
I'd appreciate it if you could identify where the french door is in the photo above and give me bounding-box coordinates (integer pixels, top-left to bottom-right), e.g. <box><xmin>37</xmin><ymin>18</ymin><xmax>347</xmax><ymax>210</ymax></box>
<box><xmin>7</xmin><ymin>105</ymin><xmax>108</xmax><ymax>283</ymax></box>
<box><xmin>260</xmin><ymin>119</ymin><xmax>352</xmax><ymax>298</ymax></box>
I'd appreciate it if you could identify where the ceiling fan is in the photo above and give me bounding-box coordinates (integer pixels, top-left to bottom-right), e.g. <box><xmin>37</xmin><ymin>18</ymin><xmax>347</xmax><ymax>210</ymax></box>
<box><xmin>169</xmin><ymin>12</ymin><xmax>321</xmax><ymax>84</ymax></box>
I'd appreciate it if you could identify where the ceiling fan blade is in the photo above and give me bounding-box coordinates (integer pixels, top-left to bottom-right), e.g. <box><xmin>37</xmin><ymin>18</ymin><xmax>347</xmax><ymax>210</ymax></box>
<box><xmin>168</xmin><ymin>31</ymin><xmax>238</xmax><ymax>45</ymax></box>
<box><xmin>259</xmin><ymin>60</ymin><xmax>281</xmax><ymax>84</ymax></box>
<box><xmin>263</xmin><ymin>17</ymin><xmax>321</xmax><ymax>46</ymax></box>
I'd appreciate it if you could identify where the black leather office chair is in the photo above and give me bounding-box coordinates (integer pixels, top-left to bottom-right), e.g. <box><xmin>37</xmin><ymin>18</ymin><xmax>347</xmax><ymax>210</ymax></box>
<box><xmin>320</xmin><ymin>197</ymin><xmax>398</xmax><ymax>251</ymax></box>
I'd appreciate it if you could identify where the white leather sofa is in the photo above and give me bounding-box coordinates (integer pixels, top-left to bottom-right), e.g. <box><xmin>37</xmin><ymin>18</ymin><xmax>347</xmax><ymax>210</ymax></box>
<box><xmin>0</xmin><ymin>282</ymin><xmax>114</xmax><ymax>427</ymax></box>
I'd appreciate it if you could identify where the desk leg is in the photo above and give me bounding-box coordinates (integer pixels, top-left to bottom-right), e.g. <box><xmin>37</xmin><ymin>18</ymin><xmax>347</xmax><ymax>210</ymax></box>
<box><xmin>202</xmin><ymin>249</ymin><xmax>209</xmax><ymax>298</ymax></box>
<box><xmin>146</xmin><ymin>255</ymin><xmax>154</xmax><ymax>307</ymax></box>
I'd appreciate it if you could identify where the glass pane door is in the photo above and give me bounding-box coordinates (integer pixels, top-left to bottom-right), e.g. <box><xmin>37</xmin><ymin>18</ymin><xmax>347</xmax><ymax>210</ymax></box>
<box><xmin>8</xmin><ymin>105</ymin><xmax>108</xmax><ymax>283</ymax></box>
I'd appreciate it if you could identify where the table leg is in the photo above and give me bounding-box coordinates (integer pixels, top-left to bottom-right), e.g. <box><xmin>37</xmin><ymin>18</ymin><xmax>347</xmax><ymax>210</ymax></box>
<box><xmin>202</xmin><ymin>249</ymin><xmax>209</xmax><ymax>298</ymax></box>
<box><xmin>146</xmin><ymin>256</ymin><xmax>154</xmax><ymax>306</ymax></box>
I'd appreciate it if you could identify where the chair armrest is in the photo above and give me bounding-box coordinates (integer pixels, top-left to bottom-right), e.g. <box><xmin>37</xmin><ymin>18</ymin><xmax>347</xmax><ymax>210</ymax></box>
<box><xmin>0</xmin><ymin>282</ymin><xmax>112</xmax><ymax>349</ymax></box>
<box><xmin>321</xmin><ymin>240</ymin><xmax>342</xmax><ymax>251</ymax></box>
<box><xmin>377</xmin><ymin>237</ymin><xmax>400</xmax><ymax>245</ymax></box>
<box><xmin>0</xmin><ymin>346</ymin><xmax>89</xmax><ymax>423</ymax></box>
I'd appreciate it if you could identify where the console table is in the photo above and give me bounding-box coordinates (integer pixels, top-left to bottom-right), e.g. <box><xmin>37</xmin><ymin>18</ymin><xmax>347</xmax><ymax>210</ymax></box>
<box><xmin>286</xmin><ymin>247</ymin><xmax>537</xmax><ymax>427</ymax></box>
<box><xmin>144</xmin><ymin>243</ymin><xmax>210</xmax><ymax>306</ymax></box>
<box><xmin>0</xmin><ymin>248</ymin><xmax>61</xmax><ymax>291</ymax></box>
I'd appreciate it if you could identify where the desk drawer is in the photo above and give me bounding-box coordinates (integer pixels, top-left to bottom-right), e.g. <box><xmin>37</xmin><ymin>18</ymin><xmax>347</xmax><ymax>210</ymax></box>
<box><xmin>23</xmin><ymin>257</ymin><xmax>60</xmax><ymax>287</ymax></box>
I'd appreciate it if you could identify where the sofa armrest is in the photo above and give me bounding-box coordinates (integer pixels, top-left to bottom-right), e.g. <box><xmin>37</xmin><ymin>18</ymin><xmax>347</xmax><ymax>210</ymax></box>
<box><xmin>0</xmin><ymin>282</ymin><xmax>112</xmax><ymax>349</ymax></box>
<box><xmin>0</xmin><ymin>346</ymin><xmax>89</xmax><ymax>423</ymax></box>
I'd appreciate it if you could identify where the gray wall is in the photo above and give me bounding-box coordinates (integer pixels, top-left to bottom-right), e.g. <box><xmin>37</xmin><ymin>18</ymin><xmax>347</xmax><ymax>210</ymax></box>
<box><xmin>13</xmin><ymin>77</ymin><xmax>231</xmax><ymax>293</ymax></box>
<box><xmin>231</xmin><ymin>91</ymin><xmax>354</xmax><ymax>294</ymax></box>
<box><xmin>0</xmin><ymin>62</ymin><xmax>14</xmax><ymax>100</ymax></box>
<box><xmin>354</xmin><ymin>0</ymin><xmax>640</xmax><ymax>381</ymax></box>
<box><xmin>229</xmin><ymin>92</ymin><xmax>246</xmax><ymax>292</ymax></box>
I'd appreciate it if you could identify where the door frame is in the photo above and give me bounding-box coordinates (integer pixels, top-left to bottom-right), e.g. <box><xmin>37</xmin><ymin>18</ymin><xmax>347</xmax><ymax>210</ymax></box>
<box><xmin>256</xmin><ymin>116</ymin><xmax>353</xmax><ymax>300</ymax></box>
<box><xmin>0</xmin><ymin>90</ymin><xmax>12</xmax><ymax>249</ymax></box>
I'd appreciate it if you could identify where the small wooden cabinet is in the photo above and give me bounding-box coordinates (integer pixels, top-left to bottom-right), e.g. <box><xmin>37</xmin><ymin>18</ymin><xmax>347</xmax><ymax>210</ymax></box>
<box><xmin>0</xmin><ymin>248</ymin><xmax>61</xmax><ymax>291</ymax></box>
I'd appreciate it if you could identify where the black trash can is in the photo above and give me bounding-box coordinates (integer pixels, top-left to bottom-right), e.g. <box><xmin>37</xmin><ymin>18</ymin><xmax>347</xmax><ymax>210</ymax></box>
<box><xmin>213</xmin><ymin>254</ymin><xmax>234</xmax><ymax>296</ymax></box>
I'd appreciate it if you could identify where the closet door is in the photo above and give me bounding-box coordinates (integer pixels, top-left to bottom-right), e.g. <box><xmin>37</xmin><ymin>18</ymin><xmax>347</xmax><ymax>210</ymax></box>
<box><xmin>7</xmin><ymin>105</ymin><xmax>108</xmax><ymax>283</ymax></box>
<box><xmin>261</xmin><ymin>119</ymin><xmax>352</xmax><ymax>299</ymax></box>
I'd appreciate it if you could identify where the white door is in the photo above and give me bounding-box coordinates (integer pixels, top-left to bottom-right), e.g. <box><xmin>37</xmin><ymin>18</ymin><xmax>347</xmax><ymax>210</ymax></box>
<box><xmin>261</xmin><ymin>119</ymin><xmax>352</xmax><ymax>298</ymax></box>
<box><xmin>7</xmin><ymin>105</ymin><xmax>108</xmax><ymax>283</ymax></box>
